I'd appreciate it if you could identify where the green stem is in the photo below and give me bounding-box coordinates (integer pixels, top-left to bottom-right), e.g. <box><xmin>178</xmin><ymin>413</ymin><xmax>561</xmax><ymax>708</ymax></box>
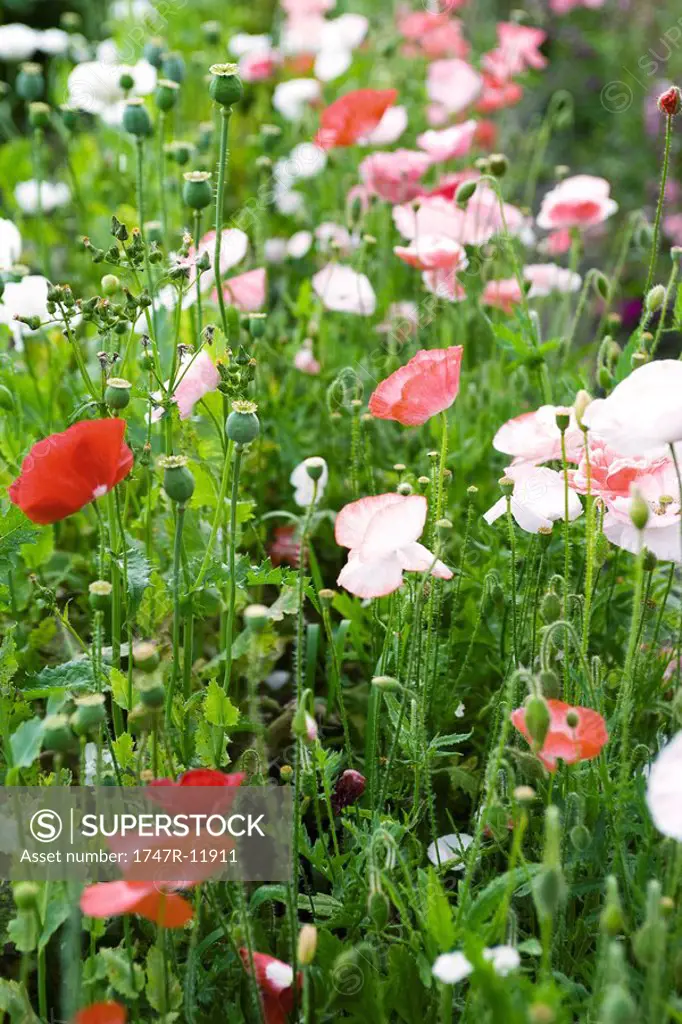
<box><xmin>222</xmin><ymin>444</ymin><xmax>243</xmax><ymax>693</ymax></box>
<box><xmin>158</xmin><ymin>110</ymin><xmax>168</xmax><ymax>245</ymax></box>
<box><xmin>214</xmin><ymin>106</ymin><xmax>233</xmax><ymax>339</ymax></box>
<box><xmin>165</xmin><ymin>503</ymin><xmax>186</xmax><ymax>726</ymax></box>
<box><xmin>645</xmin><ymin>113</ymin><xmax>673</xmax><ymax>294</ymax></box>
<box><xmin>505</xmin><ymin>496</ymin><xmax>518</xmax><ymax>666</ymax></box>
<box><xmin>581</xmin><ymin>431</ymin><xmax>594</xmax><ymax>656</ymax></box>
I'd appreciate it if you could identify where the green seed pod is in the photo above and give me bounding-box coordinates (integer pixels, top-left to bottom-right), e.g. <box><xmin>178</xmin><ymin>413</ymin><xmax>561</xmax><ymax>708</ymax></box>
<box><xmin>137</xmin><ymin>675</ymin><xmax>165</xmax><ymax>710</ymax></box>
<box><xmin>182</xmin><ymin>171</ymin><xmax>213</xmax><ymax>210</ymax></box>
<box><xmin>600</xmin><ymin>986</ymin><xmax>637</xmax><ymax>1024</ymax></box>
<box><xmin>592</xmin><ymin>271</ymin><xmax>610</xmax><ymax>300</ymax></box>
<box><xmin>247</xmin><ymin>314</ymin><xmax>266</xmax><ymax>339</ymax></box>
<box><xmin>0</xmin><ymin>384</ymin><xmax>14</xmax><ymax>411</ymax></box>
<box><xmin>101</xmin><ymin>274</ymin><xmax>121</xmax><ymax>296</ymax></box>
<box><xmin>226</xmin><ymin>400</ymin><xmax>260</xmax><ymax>445</ymax></box>
<box><xmin>368</xmin><ymin>889</ymin><xmax>390</xmax><ymax>930</ymax></box>
<box><xmin>16</xmin><ymin>63</ymin><xmax>44</xmax><ymax>102</ymax></box>
<box><xmin>14</xmin><ymin>881</ymin><xmax>40</xmax><ymax>911</ymax></box>
<box><xmin>119</xmin><ymin>72</ymin><xmax>135</xmax><ymax>92</ymax></box>
<box><xmin>28</xmin><ymin>101</ymin><xmax>50</xmax><ymax>129</ymax></box>
<box><xmin>166</xmin><ymin>140</ymin><xmax>194</xmax><ymax>166</ymax></box>
<box><xmin>42</xmin><ymin>714</ymin><xmax>76</xmax><ymax>754</ymax></box>
<box><xmin>209</xmin><ymin>63</ymin><xmax>243</xmax><ymax>107</ymax></box>
<box><xmin>122</xmin><ymin>99</ymin><xmax>152</xmax><ymax>138</ymax></box>
<box><xmin>143</xmin><ymin>38</ymin><xmax>165</xmax><ymax>69</ymax></box>
<box><xmin>160</xmin><ymin>454</ymin><xmax>195</xmax><ymax>504</ymax></box>
<box><xmin>202</xmin><ymin>20</ymin><xmax>221</xmax><ymax>43</ymax></box>
<box><xmin>104</xmin><ymin>377</ymin><xmax>132</xmax><ymax>410</ymax></box>
<box><xmin>162</xmin><ymin>51</ymin><xmax>186</xmax><ymax>84</ymax></box>
<box><xmin>243</xmin><ymin>604</ymin><xmax>269</xmax><ymax>632</ymax></box>
<box><xmin>305</xmin><ymin>457</ymin><xmax>326</xmax><ymax>482</ymax></box>
<box><xmin>525</xmin><ymin>694</ymin><xmax>551</xmax><ymax>751</ymax></box>
<box><xmin>132</xmin><ymin>641</ymin><xmax>160</xmax><ymax>673</ymax></box>
<box><xmin>155</xmin><ymin>78</ymin><xmax>180</xmax><ymax>111</ymax></box>
<box><xmin>555</xmin><ymin>408</ymin><xmax>571</xmax><ymax>432</ymax></box>
<box><xmin>89</xmin><ymin>579</ymin><xmax>113</xmax><ymax>612</ymax></box>
<box><xmin>71</xmin><ymin>694</ymin><xmax>106</xmax><ymax>736</ymax></box>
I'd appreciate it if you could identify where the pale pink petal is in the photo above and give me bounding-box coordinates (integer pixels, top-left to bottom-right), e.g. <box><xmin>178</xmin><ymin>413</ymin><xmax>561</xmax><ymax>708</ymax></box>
<box><xmin>174</xmin><ymin>351</ymin><xmax>220</xmax><ymax>420</ymax></box>
<box><xmin>397</xmin><ymin>541</ymin><xmax>453</xmax><ymax>579</ymax></box>
<box><xmin>222</xmin><ymin>268</ymin><xmax>267</xmax><ymax>312</ymax></box>
<box><xmin>359</xmin><ymin>494</ymin><xmax>427</xmax><ymax>559</ymax></box>
<box><xmin>337</xmin><ymin>550</ymin><xmax>405</xmax><ymax>598</ymax></box>
<box><xmin>334</xmin><ymin>493</ymin><xmax>405</xmax><ymax>549</ymax></box>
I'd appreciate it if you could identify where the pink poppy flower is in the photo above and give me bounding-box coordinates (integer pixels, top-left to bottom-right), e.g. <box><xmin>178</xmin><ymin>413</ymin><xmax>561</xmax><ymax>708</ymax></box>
<box><xmin>359</xmin><ymin>149</ymin><xmax>432</xmax><ymax>204</ymax></box>
<box><xmin>646</xmin><ymin>732</ymin><xmax>682</xmax><ymax>841</ymax></box>
<box><xmin>482</xmin><ymin>278</ymin><xmax>523</xmax><ymax>314</ymax></box>
<box><xmin>239</xmin><ymin>950</ymin><xmax>301</xmax><ymax>1024</ymax></box>
<box><xmin>550</xmin><ymin>0</ymin><xmax>605</xmax><ymax>12</ymax></box>
<box><xmin>312</xmin><ymin>263</ymin><xmax>376</xmax><ymax>315</ymax></box>
<box><xmin>80</xmin><ymin>880</ymin><xmax>194</xmax><ymax>928</ymax></box>
<box><xmin>315</xmin><ymin>221</ymin><xmax>357</xmax><ymax>256</ymax></box>
<box><xmin>422</xmin><ymin>267</ymin><xmax>467</xmax><ymax>303</ymax></box>
<box><xmin>240</xmin><ymin>47</ymin><xmax>281</xmax><ymax>82</ymax></box>
<box><xmin>476</xmin><ymin>74</ymin><xmax>523</xmax><ymax>113</ymax></box>
<box><xmin>538</xmin><ymin>227</ymin><xmax>572</xmax><ymax>255</ymax></box>
<box><xmin>482</xmin><ymin>23</ymin><xmax>547</xmax><ymax>79</ymax></box>
<box><xmin>427</xmin><ymin>103</ymin><xmax>450</xmax><ymax>126</ymax></box>
<box><xmin>335</xmin><ymin>493</ymin><xmax>453</xmax><ymax>598</ymax></box>
<box><xmin>568</xmin><ymin>439</ymin><xmax>670</xmax><ymax>501</ymax></box>
<box><xmin>315</xmin><ymin>88</ymin><xmax>397</xmax><ymax>149</ymax></box>
<box><xmin>420</xmin><ymin>169</ymin><xmax>480</xmax><ymax>201</ymax></box>
<box><xmin>492</xmin><ymin>404</ymin><xmax>584</xmax><ymax>466</ymax></box>
<box><xmin>523</xmin><ymin>263</ymin><xmax>581</xmax><ymax>297</ymax></box>
<box><xmin>375</xmin><ymin>301</ymin><xmax>419</xmax><ymax>341</ymax></box>
<box><xmin>416</xmin><ymin>120</ymin><xmax>477</xmax><ymax>162</ymax></box>
<box><xmin>281</xmin><ymin>0</ymin><xmax>334</xmax><ymax>15</ymax></box>
<box><xmin>293</xmin><ymin>343</ymin><xmax>321</xmax><ymax>374</ymax></box>
<box><xmin>393</xmin><ymin>195</ymin><xmax>465</xmax><ymax>242</ymax></box>
<box><xmin>173</xmin><ymin>351</ymin><xmax>220</xmax><ymax>420</ymax></box>
<box><xmin>194</xmin><ymin>228</ymin><xmax>248</xmax><ymax>288</ymax></box>
<box><xmin>398</xmin><ymin>11</ymin><xmax>469</xmax><ymax>60</ymax></box>
<box><xmin>512</xmin><ymin>699</ymin><xmax>608</xmax><ymax>771</ymax></box>
<box><xmin>220</xmin><ymin>268</ymin><xmax>267</xmax><ymax>312</ymax></box>
<box><xmin>394</xmin><ymin>235</ymin><xmax>468</xmax><ymax>271</ymax></box>
<box><xmin>427</xmin><ymin>59</ymin><xmax>482</xmax><ymax>115</ymax></box>
<box><xmin>581</xmin><ymin>360</ymin><xmax>682</xmax><ymax>455</ymax></box>
<box><xmin>537</xmin><ymin>175</ymin><xmax>618</xmax><ymax>231</ymax></box>
<box><xmin>484</xmin><ymin>464</ymin><xmax>583</xmax><ymax>533</ymax></box>
<box><xmin>474</xmin><ymin>119</ymin><xmax>498</xmax><ymax>149</ymax></box>
<box><xmin>601</xmin><ymin>464</ymin><xmax>682</xmax><ymax>563</ymax></box>
<box><xmin>369</xmin><ymin>346</ymin><xmax>463</xmax><ymax>426</ymax></box>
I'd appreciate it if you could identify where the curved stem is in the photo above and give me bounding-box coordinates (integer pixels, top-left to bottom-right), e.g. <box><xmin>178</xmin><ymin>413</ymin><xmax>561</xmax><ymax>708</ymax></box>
<box><xmin>645</xmin><ymin>113</ymin><xmax>673</xmax><ymax>295</ymax></box>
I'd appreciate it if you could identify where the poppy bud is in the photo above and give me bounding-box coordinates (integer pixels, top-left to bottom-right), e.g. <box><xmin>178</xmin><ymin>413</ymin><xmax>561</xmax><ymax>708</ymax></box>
<box><xmin>570</xmin><ymin>824</ymin><xmax>591</xmax><ymax>852</ymax></box>
<box><xmin>89</xmin><ymin>580</ymin><xmax>112</xmax><ymax>612</ymax></box>
<box><xmin>17</xmin><ymin>63</ymin><xmax>44</xmax><ymax>102</ymax></box>
<box><xmin>539</xmin><ymin>668</ymin><xmax>560</xmax><ymax>698</ymax></box>
<box><xmin>137</xmin><ymin>676</ymin><xmax>165</xmax><ymax>710</ymax></box>
<box><xmin>71</xmin><ymin>693</ymin><xmax>106</xmax><ymax>736</ymax></box>
<box><xmin>292</xmin><ymin>707</ymin><xmax>317</xmax><ymax>744</ymax></box>
<box><xmin>143</xmin><ymin>38</ymin><xmax>165</xmax><ymax>68</ymax></box>
<box><xmin>132</xmin><ymin>641</ymin><xmax>160</xmax><ymax>672</ymax></box>
<box><xmin>244</xmin><ymin>603</ymin><xmax>269</xmax><ymax>632</ymax></box>
<box><xmin>247</xmin><ymin>314</ymin><xmax>267</xmax><ymax>339</ymax></box>
<box><xmin>658</xmin><ymin>85</ymin><xmax>681</xmax><ymax>116</ymax></box>
<box><xmin>598</xmin><ymin>366</ymin><xmax>614</xmax><ymax>390</ymax></box>
<box><xmin>534</xmin><ymin>866</ymin><xmax>565</xmax><ymax>919</ymax></box>
<box><xmin>297</xmin><ymin>924</ymin><xmax>318</xmax><ymax>966</ymax></box>
<box><xmin>160</xmin><ymin>455</ymin><xmax>195</xmax><ymax>504</ymax></box>
<box><xmin>642</xmin><ymin>548</ymin><xmax>657</xmax><ymax>572</ymax></box>
<box><xmin>122</xmin><ymin>99</ymin><xmax>152</xmax><ymax>137</ymax></box>
<box><xmin>280</xmin><ymin>764</ymin><xmax>293</xmax><ymax>782</ymax></box>
<box><xmin>28</xmin><ymin>101</ymin><xmax>50</xmax><ymax>129</ymax></box>
<box><xmin>645</xmin><ymin>284</ymin><xmax>666</xmax><ymax>313</ymax></box>
<box><xmin>371</xmin><ymin>675</ymin><xmax>402</xmax><ymax>692</ymax></box>
<box><xmin>209</xmin><ymin>63</ymin><xmax>243</xmax><ymax>107</ymax></box>
<box><xmin>368</xmin><ymin>889</ymin><xmax>390</xmax><ymax>930</ymax></box>
<box><xmin>162</xmin><ymin>52</ymin><xmax>185</xmax><ymax>83</ymax></box>
<box><xmin>574</xmin><ymin>389</ymin><xmax>592</xmax><ymax>429</ymax></box>
<box><xmin>105</xmin><ymin>377</ymin><xmax>132</xmax><ymax>410</ymax></box>
<box><xmin>456</xmin><ymin>180</ymin><xmax>478</xmax><ymax>206</ymax></box>
<box><xmin>42</xmin><ymin>714</ymin><xmax>76</xmax><ymax>753</ymax></box>
<box><xmin>226</xmin><ymin>400</ymin><xmax>260</xmax><ymax>445</ymax></box>
<box><xmin>155</xmin><ymin>78</ymin><xmax>180</xmax><ymax>111</ymax></box>
<box><xmin>524</xmin><ymin>694</ymin><xmax>551</xmax><ymax>751</ymax></box>
<box><xmin>331</xmin><ymin>769</ymin><xmax>366</xmax><ymax>814</ymax></box>
<box><xmin>629</xmin><ymin>487</ymin><xmax>649</xmax><ymax>531</ymax></box>
<box><xmin>592</xmin><ymin>271</ymin><xmax>610</xmax><ymax>299</ymax></box>
<box><xmin>631</xmin><ymin>351</ymin><xmax>649</xmax><ymax>370</ymax></box>
<box><xmin>14</xmin><ymin>882</ymin><xmax>40</xmax><ymax>911</ymax></box>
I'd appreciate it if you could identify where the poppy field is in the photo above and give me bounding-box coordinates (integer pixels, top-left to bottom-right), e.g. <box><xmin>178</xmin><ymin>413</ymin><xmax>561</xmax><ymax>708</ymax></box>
<box><xmin>2</xmin><ymin>0</ymin><xmax>682</xmax><ymax>1021</ymax></box>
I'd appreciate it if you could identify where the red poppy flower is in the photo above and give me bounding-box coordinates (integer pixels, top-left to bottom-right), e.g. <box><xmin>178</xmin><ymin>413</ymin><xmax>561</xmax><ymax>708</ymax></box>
<box><xmin>8</xmin><ymin>418</ymin><xmax>133</xmax><ymax>525</ymax></box>
<box><xmin>269</xmin><ymin>525</ymin><xmax>301</xmax><ymax>568</ymax></box>
<box><xmin>73</xmin><ymin>1002</ymin><xmax>127</xmax><ymax>1024</ymax></box>
<box><xmin>239</xmin><ymin>950</ymin><xmax>302</xmax><ymax>1024</ymax></box>
<box><xmin>511</xmin><ymin>699</ymin><xmax>608</xmax><ymax>772</ymax></box>
<box><xmin>368</xmin><ymin>347</ymin><xmax>463</xmax><ymax>427</ymax></box>
<box><xmin>80</xmin><ymin>880</ymin><xmax>194</xmax><ymax>928</ymax></box>
<box><xmin>148</xmin><ymin>768</ymin><xmax>245</xmax><ymax>788</ymax></box>
<box><xmin>315</xmin><ymin>88</ymin><xmax>397</xmax><ymax>149</ymax></box>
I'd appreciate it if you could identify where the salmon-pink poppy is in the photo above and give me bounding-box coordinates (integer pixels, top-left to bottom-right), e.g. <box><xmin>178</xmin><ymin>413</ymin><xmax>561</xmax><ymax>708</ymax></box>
<box><xmin>422</xmin><ymin>267</ymin><xmax>467</xmax><ymax>303</ymax></box>
<box><xmin>482</xmin><ymin>23</ymin><xmax>547</xmax><ymax>79</ymax></box>
<box><xmin>315</xmin><ymin>88</ymin><xmax>397</xmax><ymax>149</ymax></box>
<box><xmin>539</xmin><ymin>227</ymin><xmax>572</xmax><ymax>255</ymax></box>
<box><xmin>394</xmin><ymin>236</ymin><xmax>468</xmax><ymax>272</ymax></box>
<box><xmin>481</xmin><ymin>278</ymin><xmax>524</xmax><ymax>314</ymax></box>
<box><xmin>80</xmin><ymin>880</ymin><xmax>194</xmax><ymax>928</ymax></box>
<box><xmin>359</xmin><ymin>149</ymin><xmax>432</xmax><ymax>204</ymax></box>
<box><xmin>492</xmin><ymin>404</ymin><xmax>584</xmax><ymax>466</ymax></box>
<box><xmin>568</xmin><ymin>439</ymin><xmax>669</xmax><ymax>502</ymax></box>
<box><xmin>476</xmin><ymin>74</ymin><xmax>523</xmax><ymax>114</ymax></box>
<box><xmin>537</xmin><ymin>175</ymin><xmax>618</xmax><ymax>231</ymax></box>
<box><xmin>335</xmin><ymin>493</ymin><xmax>452</xmax><ymax>598</ymax></box>
<box><xmin>219</xmin><ymin>268</ymin><xmax>267</xmax><ymax>312</ymax></box>
<box><xmin>600</xmin><ymin>460</ymin><xmax>682</xmax><ymax>563</ymax></box>
<box><xmin>73</xmin><ymin>1003</ymin><xmax>127</xmax><ymax>1024</ymax></box>
<box><xmin>369</xmin><ymin>346</ymin><xmax>463</xmax><ymax>427</ymax></box>
<box><xmin>421</xmin><ymin>169</ymin><xmax>480</xmax><ymax>201</ymax></box>
<box><xmin>239</xmin><ymin>950</ymin><xmax>302</xmax><ymax>1024</ymax></box>
<box><xmin>416</xmin><ymin>120</ymin><xmax>477</xmax><ymax>162</ymax></box>
<box><xmin>173</xmin><ymin>351</ymin><xmax>220</xmax><ymax>420</ymax></box>
<box><xmin>9</xmin><ymin>418</ymin><xmax>133</xmax><ymax>525</ymax></box>
<box><xmin>427</xmin><ymin>59</ymin><xmax>482</xmax><ymax>115</ymax></box>
<box><xmin>512</xmin><ymin>699</ymin><xmax>608</xmax><ymax>771</ymax></box>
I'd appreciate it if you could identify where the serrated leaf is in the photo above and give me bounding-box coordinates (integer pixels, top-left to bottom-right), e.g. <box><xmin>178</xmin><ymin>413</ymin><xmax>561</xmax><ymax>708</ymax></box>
<box><xmin>21</xmin><ymin>658</ymin><xmax>94</xmax><ymax>698</ymax></box>
<box><xmin>137</xmin><ymin>571</ymin><xmax>171</xmax><ymax>634</ymax></box>
<box><xmin>0</xmin><ymin>507</ymin><xmax>39</xmax><ymax>571</ymax></box>
<box><xmin>99</xmin><ymin>946</ymin><xmax>145</xmax><ymax>999</ymax></box>
<box><xmin>110</xmin><ymin>666</ymin><xmax>132</xmax><ymax>710</ymax></box>
<box><xmin>39</xmin><ymin>886</ymin><xmax>71</xmax><ymax>952</ymax></box>
<box><xmin>123</xmin><ymin>546</ymin><xmax>151</xmax><ymax>615</ymax></box>
<box><xmin>20</xmin><ymin>527</ymin><xmax>54</xmax><ymax>572</ymax></box>
<box><xmin>425</xmin><ymin>870</ymin><xmax>455</xmax><ymax>951</ymax></box>
<box><xmin>0</xmin><ymin>978</ymin><xmax>39</xmax><ymax>1022</ymax></box>
<box><xmin>10</xmin><ymin>716</ymin><xmax>44</xmax><ymax>768</ymax></box>
<box><xmin>7</xmin><ymin>910</ymin><xmax>38</xmax><ymax>953</ymax></box>
<box><xmin>204</xmin><ymin>679</ymin><xmax>240</xmax><ymax>729</ymax></box>
<box><xmin>112</xmin><ymin>731</ymin><xmax>136</xmax><ymax>771</ymax></box>
<box><xmin>146</xmin><ymin>945</ymin><xmax>182</xmax><ymax>1012</ymax></box>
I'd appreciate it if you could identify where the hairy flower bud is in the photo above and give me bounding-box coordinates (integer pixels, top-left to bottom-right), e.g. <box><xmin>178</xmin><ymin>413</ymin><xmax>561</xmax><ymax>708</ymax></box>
<box><xmin>331</xmin><ymin>769</ymin><xmax>366</xmax><ymax>815</ymax></box>
<box><xmin>658</xmin><ymin>85</ymin><xmax>682</xmax><ymax>116</ymax></box>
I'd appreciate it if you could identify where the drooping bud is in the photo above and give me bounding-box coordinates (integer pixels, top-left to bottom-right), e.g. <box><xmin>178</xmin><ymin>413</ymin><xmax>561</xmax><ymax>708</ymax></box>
<box><xmin>574</xmin><ymin>389</ymin><xmax>592</xmax><ymax>429</ymax></box>
<box><xmin>524</xmin><ymin>694</ymin><xmax>551</xmax><ymax>752</ymax></box>
<box><xmin>455</xmin><ymin>180</ymin><xmax>478</xmax><ymax>207</ymax></box>
<box><xmin>331</xmin><ymin>769</ymin><xmax>366</xmax><ymax>814</ymax></box>
<box><xmin>600</xmin><ymin>876</ymin><xmax>625</xmax><ymax>936</ymax></box>
<box><xmin>645</xmin><ymin>284</ymin><xmax>666</xmax><ymax>313</ymax></box>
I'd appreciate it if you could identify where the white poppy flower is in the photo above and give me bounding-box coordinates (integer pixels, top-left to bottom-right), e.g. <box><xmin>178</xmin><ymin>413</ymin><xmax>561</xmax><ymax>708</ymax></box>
<box><xmin>14</xmin><ymin>180</ymin><xmax>71</xmax><ymax>215</ymax></box>
<box><xmin>290</xmin><ymin>457</ymin><xmax>328</xmax><ymax>507</ymax></box>
<box><xmin>646</xmin><ymin>731</ymin><xmax>682</xmax><ymax>840</ymax></box>
<box><xmin>427</xmin><ymin>832</ymin><xmax>473</xmax><ymax>869</ymax></box>
<box><xmin>0</xmin><ymin>218</ymin><xmax>21</xmax><ymax>270</ymax></box>
<box><xmin>0</xmin><ymin>23</ymin><xmax>39</xmax><ymax>62</ymax></box>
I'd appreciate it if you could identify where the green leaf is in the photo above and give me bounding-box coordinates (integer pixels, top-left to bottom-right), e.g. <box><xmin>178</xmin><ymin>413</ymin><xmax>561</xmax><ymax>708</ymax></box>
<box><xmin>204</xmin><ymin>679</ymin><xmax>240</xmax><ymax>729</ymax></box>
<box><xmin>0</xmin><ymin>506</ymin><xmax>39</xmax><ymax>572</ymax></box>
<box><xmin>10</xmin><ymin>716</ymin><xmax>45</xmax><ymax>768</ymax></box>
<box><xmin>0</xmin><ymin>979</ymin><xmax>39</xmax><ymax>1022</ymax></box>
<box><xmin>466</xmin><ymin>865</ymin><xmax>542</xmax><ymax>930</ymax></box>
<box><xmin>98</xmin><ymin>946</ymin><xmax>145</xmax><ymax>999</ymax></box>
<box><xmin>424</xmin><ymin>870</ymin><xmax>455</xmax><ymax>952</ymax></box>
<box><xmin>249</xmin><ymin>884</ymin><xmax>343</xmax><ymax>918</ymax></box>
<box><xmin>7</xmin><ymin>909</ymin><xmax>38</xmax><ymax>953</ymax></box>
<box><xmin>21</xmin><ymin>658</ymin><xmax>94</xmax><ymax>698</ymax></box>
<box><xmin>39</xmin><ymin>886</ymin><xmax>72</xmax><ymax>952</ymax></box>
<box><xmin>112</xmin><ymin>731</ymin><xmax>135</xmax><ymax>771</ymax></box>
<box><xmin>110</xmin><ymin>666</ymin><xmax>132</xmax><ymax>710</ymax></box>
<box><xmin>0</xmin><ymin>626</ymin><xmax>18</xmax><ymax>695</ymax></box>
<box><xmin>137</xmin><ymin>571</ymin><xmax>171</xmax><ymax>634</ymax></box>
<box><xmin>20</xmin><ymin>526</ymin><xmax>54</xmax><ymax>572</ymax></box>
<box><xmin>123</xmin><ymin>546</ymin><xmax>151</xmax><ymax>615</ymax></box>
<box><xmin>146</xmin><ymin>946</ymin><xmax>182</xmax><ymax>1012</ymax></box>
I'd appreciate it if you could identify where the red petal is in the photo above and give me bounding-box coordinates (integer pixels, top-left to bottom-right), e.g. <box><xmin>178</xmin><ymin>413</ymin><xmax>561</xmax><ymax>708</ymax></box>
<box><xmin>316</xmin><ymin>89</ymin><xmax>397</xmax><ymax>149</ymax></box>
<box><xmin>73</xmin><ymin>1002</ymin><xmax>127</xmax><ymax>1024</ymax></box>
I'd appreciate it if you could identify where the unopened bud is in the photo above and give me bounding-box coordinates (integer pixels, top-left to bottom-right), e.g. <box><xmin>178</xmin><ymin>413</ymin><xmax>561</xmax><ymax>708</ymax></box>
<box><xmin>629</xmin><ymin>487</ymin><xmax>650</xmax><ymax>531</ymax></box>
<box><xmin>297</xmin><ymin>924</ymin><xmax>317</xmax><ymax>966</ymax></box>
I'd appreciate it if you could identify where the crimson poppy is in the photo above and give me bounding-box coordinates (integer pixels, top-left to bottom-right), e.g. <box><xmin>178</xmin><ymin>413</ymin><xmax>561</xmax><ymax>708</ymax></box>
<box><xmin>239</xmin><ymin>949</ymin><xmax>302</xmax><ymax>1024</ymax></box>
<box><xmin>511</xmin><ymin>699</ymin><xmax>608</xmax><ymax>771</ymax></box>
<box><xmin>8</xmin><ymin>418</ymin><xmax>133</xmax><ymax>525</ymax></box>
<box><xmin>80</xmin><ymin>880</ymin><xmax>194</xmax><ymax>928</ymax></box>
<box><xmin>315</xmin><ymin>88</ymin><xmax>397</xmax><ymax>149</ymax></box>
<box><xmin>73</xmin><ymin>1002</ymin><xmax>127</xmax><ymax>1024</ymax></box>
<box><xmin>148</xmin><ymin>768</ymin><xmax>245</xmax><ymax>788</ymax></box>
